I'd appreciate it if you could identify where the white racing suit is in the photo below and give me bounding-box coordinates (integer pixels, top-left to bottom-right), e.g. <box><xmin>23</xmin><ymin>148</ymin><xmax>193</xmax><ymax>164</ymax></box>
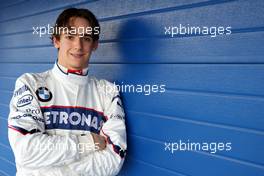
<box><xmin>8</xmin><ymin>63</ymin><xmax>127</xmax><ymax>176</ymax></box>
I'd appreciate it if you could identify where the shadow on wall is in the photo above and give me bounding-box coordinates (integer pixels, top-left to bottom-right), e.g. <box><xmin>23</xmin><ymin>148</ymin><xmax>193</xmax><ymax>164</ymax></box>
<box><xmin>117</xmin><ymin>19</ymin><xmax>159</xmax><ymax>63</ymax></box>
<box><xmin>114</xmin><ymin>18</ymin><xmax>160</xmax><ymax>83</ymax></box>
<box><xmin>116</xmin><ymin>19</ymin><xmax>160</xmax><ymax>174</ymax></box>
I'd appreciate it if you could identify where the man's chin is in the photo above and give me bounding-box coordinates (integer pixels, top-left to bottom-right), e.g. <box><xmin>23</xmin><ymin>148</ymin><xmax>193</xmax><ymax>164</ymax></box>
<box><xmin>69</xmin><ymin>63</ymin><xmax>87</xmax><ymax>70</ymax></box>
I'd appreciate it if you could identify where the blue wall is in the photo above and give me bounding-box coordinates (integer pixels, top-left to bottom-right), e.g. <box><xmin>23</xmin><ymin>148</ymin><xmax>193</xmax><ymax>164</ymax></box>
<box><xmin>0</xmin><ymin>0</ymin><xmax>264</xmax><ymax>175</ymax></box>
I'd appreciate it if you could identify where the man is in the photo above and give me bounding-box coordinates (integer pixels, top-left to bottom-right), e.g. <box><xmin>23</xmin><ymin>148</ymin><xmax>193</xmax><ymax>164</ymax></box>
<box><xmin>8</xmin><ymin>8</ymin><xmax>127</xmax><ymax>176</ymax></box>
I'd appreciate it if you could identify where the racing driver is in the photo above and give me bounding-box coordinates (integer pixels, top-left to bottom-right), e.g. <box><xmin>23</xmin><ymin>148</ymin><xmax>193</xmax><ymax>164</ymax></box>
<box><xmin>8</xmin><ymin>8</ymin><xmax>127</xmax><ymax>176</ymax></box>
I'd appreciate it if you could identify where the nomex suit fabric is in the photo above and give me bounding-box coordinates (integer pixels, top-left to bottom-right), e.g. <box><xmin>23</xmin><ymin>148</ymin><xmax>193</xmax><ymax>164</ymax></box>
<box><xmin>8</xmin><ymin>63</ymin><xmax>127</xmax><ymax>176</ymax></box>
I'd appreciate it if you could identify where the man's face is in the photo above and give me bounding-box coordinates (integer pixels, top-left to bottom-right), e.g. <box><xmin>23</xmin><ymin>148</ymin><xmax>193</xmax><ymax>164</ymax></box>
<box><xmin>53</xmin><ymin>17</ymin><xmax>98</xmax><ymax>70</ymax></box>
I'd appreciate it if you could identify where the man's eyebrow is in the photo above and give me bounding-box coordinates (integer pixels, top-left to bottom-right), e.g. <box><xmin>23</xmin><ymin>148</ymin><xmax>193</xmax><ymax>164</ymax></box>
<box><xmin>64</xmin><ymin>32</ymin><xmax>93</xmax><ymax>37</ymax></box>
<box><xmin>83</xmin><ymin>34</ymin><xmax>92</xmax><ymax>37</ymax></box>
<box><xmin>67</xmin><ymin>32</ymin><xmax>77</xmax><ymax>35</ymax></box>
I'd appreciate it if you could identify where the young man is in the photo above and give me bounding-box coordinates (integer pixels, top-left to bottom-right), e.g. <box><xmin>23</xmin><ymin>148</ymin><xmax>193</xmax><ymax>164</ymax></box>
<box><xmin>8</xmin><ymin>8</ymin><xmax>127</xmax><ymax>176</ymax></box>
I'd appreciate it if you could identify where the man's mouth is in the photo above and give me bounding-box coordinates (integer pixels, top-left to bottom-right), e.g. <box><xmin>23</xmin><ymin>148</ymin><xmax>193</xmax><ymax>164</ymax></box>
<box><xmin>70</xmin><ymin>53</ymin><xmax>84</xmax><ymax>59</ymax></box>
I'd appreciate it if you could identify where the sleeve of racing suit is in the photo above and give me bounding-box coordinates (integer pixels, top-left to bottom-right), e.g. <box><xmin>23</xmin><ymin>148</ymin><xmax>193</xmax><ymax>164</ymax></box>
<box><xmin>67</xmin><ymin>82</ymin><xmax>127</xmax><ymax>176</ymax></box>
<box><xmin>8</xmin><ymin>75</ymin><xmax>95</xmax><ymax>169</ymax></box>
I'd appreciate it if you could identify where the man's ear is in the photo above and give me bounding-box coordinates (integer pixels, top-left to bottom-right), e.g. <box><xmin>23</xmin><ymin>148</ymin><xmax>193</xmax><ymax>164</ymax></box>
<box><xmin>53</xmin><ymin>37</ymin><xmax>60</xmax><ymax>49</ymax></box>
<box><xmin>92</xmin><ymin>40</ymin><xmax>99</xmax><ymax>51</ymax></box>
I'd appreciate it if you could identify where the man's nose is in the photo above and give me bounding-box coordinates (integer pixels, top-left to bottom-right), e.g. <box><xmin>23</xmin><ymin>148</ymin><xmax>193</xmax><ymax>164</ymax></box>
<box><xmin>74</xmin><ymin>37</ymin><xmax>83</xmax><ymax>50</ymax></box>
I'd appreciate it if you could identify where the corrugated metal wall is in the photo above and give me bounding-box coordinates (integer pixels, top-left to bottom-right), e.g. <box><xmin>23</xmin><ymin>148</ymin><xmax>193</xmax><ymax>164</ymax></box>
<box><xmin>0</xmin><ymin>0</ymin><xmax>264</xmax><ymax>175</ymax></box>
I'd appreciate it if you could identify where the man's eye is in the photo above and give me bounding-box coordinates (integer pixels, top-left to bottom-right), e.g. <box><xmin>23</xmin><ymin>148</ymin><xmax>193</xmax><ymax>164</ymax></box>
<box><xmin>83</xmin><ymin>37</ymin><xmax>92</xmax><ymax>42</ymax></box>
<box><xmin>66</xmin><ymin>35</ymin><xmax>74</xmax><ymax>40</ymax></box>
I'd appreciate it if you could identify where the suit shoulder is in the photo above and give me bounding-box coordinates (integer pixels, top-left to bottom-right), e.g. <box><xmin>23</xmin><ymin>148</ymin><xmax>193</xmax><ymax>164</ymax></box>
<box><xmin>16</xmin><ymin>70</ymin><xmax>50</xmax><ymax>88</ymax></box>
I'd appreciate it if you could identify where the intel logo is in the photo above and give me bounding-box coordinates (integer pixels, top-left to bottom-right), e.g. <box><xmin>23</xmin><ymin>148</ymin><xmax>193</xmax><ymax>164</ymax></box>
<box><xmin>17</xmin><ymin>94</ymin><xmax>33</xmax><ymax>107</ymax></box>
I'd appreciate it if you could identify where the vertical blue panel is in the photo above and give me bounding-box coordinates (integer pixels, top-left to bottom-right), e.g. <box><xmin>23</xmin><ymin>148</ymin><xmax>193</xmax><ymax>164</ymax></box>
<box><xmin>0</xmin><ymin>0</ymin><xmax>263</xmax><ymax>175</ymax></box>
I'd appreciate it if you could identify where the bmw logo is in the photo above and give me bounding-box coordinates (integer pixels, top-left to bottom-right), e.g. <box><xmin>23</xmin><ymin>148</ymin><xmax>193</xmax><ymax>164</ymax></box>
<box><xmin>36</xmin><ymin>87</ymin><xmax>52</xmax><ymax>102</ymax></box>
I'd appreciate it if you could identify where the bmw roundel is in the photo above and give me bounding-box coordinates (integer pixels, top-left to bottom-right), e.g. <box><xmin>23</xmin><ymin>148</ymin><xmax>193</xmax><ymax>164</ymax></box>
<box><xmin>36</xmin><ymin>87</ymin><xmax>52</xmax><ymax>102</ymax></box>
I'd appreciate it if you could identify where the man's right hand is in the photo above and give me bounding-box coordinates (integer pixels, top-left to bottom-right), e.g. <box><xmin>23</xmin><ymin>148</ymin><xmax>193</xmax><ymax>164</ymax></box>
<box><xmin>91</xmin><ymin>133</ymin><xmax>106</xmax><ymax>151</ymax></box>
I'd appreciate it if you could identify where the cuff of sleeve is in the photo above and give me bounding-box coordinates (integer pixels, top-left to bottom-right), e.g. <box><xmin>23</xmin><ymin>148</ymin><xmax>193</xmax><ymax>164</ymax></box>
<box><xmin>77</xmin><ymin>133</ymin><xmax>95</xmax><ymax>157</ymax></box>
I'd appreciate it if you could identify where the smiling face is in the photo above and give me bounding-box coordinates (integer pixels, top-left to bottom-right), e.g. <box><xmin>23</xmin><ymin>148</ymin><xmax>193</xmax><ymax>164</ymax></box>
<box><xmin>53</xmin><ymin>17</ymin><xmax>98</xmax><ymax>70</ymax></box>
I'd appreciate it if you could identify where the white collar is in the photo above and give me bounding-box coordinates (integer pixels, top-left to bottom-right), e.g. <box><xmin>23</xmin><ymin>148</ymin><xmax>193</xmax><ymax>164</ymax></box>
<box><xmin>56</xmin><ymin>63</ymin><xmax>89</xmax><ymax>76</ymax></box>
<box><xmin>51</xmin><ymin>62</ymin><xmax>90</xmax><ymax>85</ymax></box>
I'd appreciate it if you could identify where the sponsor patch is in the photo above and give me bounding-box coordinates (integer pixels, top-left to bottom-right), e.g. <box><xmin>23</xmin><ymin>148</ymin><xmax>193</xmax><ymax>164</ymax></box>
<box><xmin>17</xmin><ymin>94</ymin><xmax>33</xmax><ymax>107</ymax></box>
<box><xmin>41</xmin><ymin>106</ymin><xmax>106</xmax><ymax>133</ymax></box>
<box><xmin>36</xmin><ymin>87</ymin><xmax>52</xmax><ymax>102</ymax></box>
<box><xmin>26</xmin><ymin>108</ymin><xmax>41</xmax><ymax>114</ymax></box>
<box><xmin>10</xmin><ymin>113</ymin><xmax>44</xmax><ymax>123</ymax></box>
<box><xmin>110</xmin><ymin>114</ymin><xmax>124</xmax><ymax>120</ymax></box>
<box><xmin>14</xmin><ymin>85</ymin><xmax>29</xmax><ymax>97</ymax></box>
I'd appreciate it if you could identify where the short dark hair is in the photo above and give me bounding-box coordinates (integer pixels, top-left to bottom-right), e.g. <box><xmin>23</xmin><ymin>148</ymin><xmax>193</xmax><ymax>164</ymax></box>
<box><xmin>51</xmin><ymin>8</ymin><xmax>100</xmax><ymax>42</ymax></box>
